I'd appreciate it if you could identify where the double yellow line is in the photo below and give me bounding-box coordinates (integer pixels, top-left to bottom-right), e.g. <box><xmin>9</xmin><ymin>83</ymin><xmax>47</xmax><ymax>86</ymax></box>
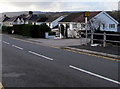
<box><xmin>63</xmin><ymin>48</ymin><xmax>120</xmax><ymax>61</ymax></box>
<box><xmin>12</xmin><ymin>37</ymin><xmax>119</xmax><ymax>62</ymax></box>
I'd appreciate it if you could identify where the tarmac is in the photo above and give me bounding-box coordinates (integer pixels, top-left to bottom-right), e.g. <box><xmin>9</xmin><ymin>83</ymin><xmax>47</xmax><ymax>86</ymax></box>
<box><xmin>65</xmin><ymin>45</ymin><xmax>120</xmax><ymax>59</ymax></box>
<box><xmin>4</xmin><ymin>34</ymin><xmax>120</xmax><ymax>59</ymax></box>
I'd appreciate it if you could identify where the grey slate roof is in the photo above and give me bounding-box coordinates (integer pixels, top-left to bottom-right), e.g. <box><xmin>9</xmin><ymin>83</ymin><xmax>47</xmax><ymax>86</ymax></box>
<box><xmin>37</xmin><ymin>17</ymin><xmax>48</xmax><ymax>22</ymax></box>
<box><xmin>3</xmin><ymin>17</ymin><xmax>10</xmax><ymax>22</ymax></box>
<box><xmin>45</xmin><ymin>16</ymin><xmax>59</xmax><ymax>22</ymax></box>
<box><xmin>60</xmin><ymin>12</ymin><xmax>101</xmax><ymax>22</ymax></box>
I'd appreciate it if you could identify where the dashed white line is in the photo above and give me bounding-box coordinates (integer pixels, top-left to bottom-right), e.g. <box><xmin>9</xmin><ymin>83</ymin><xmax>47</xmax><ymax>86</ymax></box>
<box><xmin>3</xmin><ymin>41</ymin><xmax>10</xmax><ymax>45</ymax></box>
<box><xmin>28</xmin><ymin>51</ymin><xmax>53</xmax><ymax>61</ymax></box>
<box><xmin>69</xmin><ymin>65</ymin><xmax>120</xmax><ymax>85</ymax></box>
<box><xmin>12</xmin><ymin>45</ymin><xmax>23</xmax><ymax>50</ymax></box>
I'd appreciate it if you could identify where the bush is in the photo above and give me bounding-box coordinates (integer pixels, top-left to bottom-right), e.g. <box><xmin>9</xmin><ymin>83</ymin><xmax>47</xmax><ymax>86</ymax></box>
<box><xmin>39</xmin><ymin>23</ymin><xmax>51</xmax><ymax>38</ymax></box>
<box><xmin>2</xmin><ymin>26</ymin><xmax>13</xmax><ymax>34</ymax></box>
<box><xmin>3</xmin><ymin>24</ymin><xmax>51</xmax><ymax>38</ymax></box>
<box><xmin>31</xmin><ymin>25</ymin><xmax>40</xmax><ymax>38</ymax></box>
<box><xmin>48</xmin><ymin>32</ymin><xmax>56</xmax><ymax>35</ymax></box>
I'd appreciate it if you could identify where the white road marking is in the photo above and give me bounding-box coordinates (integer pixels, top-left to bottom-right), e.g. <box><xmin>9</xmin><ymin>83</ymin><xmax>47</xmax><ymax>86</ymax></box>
<box><xmin>12</xmin><ymin>45</ymin><xmax>23</xmax><ymax>50</ymax></box>
<box><xmin>3</xmin><ymin>41</ymin><xmax>10</xmax><ymax>45</ymax></box>
<box><xmin>28</xmin><ymin>51</ymin><xmax>53</xmax><ymax>61</ymax></box>
<box><xmin>69</xmin><ymin>65</ymin><xmax>120</xmax><ymax>85</ymax></box>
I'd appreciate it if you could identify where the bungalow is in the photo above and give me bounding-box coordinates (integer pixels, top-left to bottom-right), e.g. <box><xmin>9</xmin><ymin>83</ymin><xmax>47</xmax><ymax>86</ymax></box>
<box><xmin>3</xmin><ymin>16</ymin><xmax>19</xmax><ymax>26</ymax></box>
<box><xmin>2</xmin><ymin>11</ymin><xmax>40</xmax><ymax>26</ymax></box>
<box><xmin>24</xmin><ymin>14</ymin><xmax>39</xmax><ymax>25</ymax></box>
<box><xmin>36</xmin><ymin>17</ymin><xmax>48</xmax><ymax>25</ymax></box>
<box><xmin>59</xmin><ymin>11</ymin><xmax>119</xmax><ymax>38</ymax></box>
<box><xmin>2</xmin><ymin>14</ymin><xmax>25</xmax><ymax>26</ymax></box>
<box><xmin>45</xmin><ymin>16</ymin><xmax>64</xmax><ymax>29</ymax></box>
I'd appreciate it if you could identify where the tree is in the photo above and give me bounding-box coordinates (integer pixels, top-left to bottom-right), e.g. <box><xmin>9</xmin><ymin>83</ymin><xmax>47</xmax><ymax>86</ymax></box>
<box><xmin>88</xmin><ymin>17</ymin><xmax>106</xmax><ymax>32</ymax></box>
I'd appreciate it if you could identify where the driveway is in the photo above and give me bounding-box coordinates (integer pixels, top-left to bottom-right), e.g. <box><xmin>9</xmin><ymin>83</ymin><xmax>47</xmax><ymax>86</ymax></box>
<box><xmin>28</xmin><ymin>38</ymin><xmax>90</xmax><ymax>47</ymax></box>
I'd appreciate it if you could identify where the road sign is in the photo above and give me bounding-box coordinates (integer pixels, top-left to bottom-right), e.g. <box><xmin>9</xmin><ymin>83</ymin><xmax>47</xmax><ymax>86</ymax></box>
<box><xmin>84</xmin><ymin>12</ymin><xmax>90</xmax><ymax>17</ymax></box>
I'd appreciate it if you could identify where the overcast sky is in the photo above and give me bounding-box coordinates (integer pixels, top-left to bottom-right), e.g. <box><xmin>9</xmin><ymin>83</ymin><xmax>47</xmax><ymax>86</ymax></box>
<box><xmin>0</xmin><ymin>0</ymin><xmax>119</xmax><ymax>13</ymax></box>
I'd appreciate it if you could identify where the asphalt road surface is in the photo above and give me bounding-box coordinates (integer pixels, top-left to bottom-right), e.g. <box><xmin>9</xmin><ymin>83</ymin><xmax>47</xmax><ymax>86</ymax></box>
<box><xmin>2</xmin><ymin>34</ymin><xmax>120</xmax><ymax>88</ymax></box>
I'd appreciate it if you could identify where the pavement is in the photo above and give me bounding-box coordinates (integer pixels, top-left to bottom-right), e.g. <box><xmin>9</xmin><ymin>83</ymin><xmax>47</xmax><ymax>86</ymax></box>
<box><xmin>2</xmin><ymin>34</ymin><xmax>120</xmax><ymax>87</ymax></box>
<box><xmin>6</xmin><ymin>34</ymin><xmax>120</xmax><ymax>59</ymax></box>
<box><xmin>28</xmin><ymin>38</ymin><xmax>90</xmax><ymax>47</ymax></box>
<box><xmin>66</xmin><ymin>45</ymin><xmax>120</xmax><ymax>59</ymax></box>
<box><xmin>28</xmin><ymin>38</ymin><xmax>120</xmax><ymax>59</ymax></box>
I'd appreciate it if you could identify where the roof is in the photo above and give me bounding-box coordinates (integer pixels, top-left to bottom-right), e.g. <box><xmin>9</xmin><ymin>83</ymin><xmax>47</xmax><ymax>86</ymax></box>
<box><xmin>37</xmin><ymin>17</ymin><xmax>48</xmax><ymax>22</ymax></box>
<box><xmin>20</xmin><ymin>14</ymin><xmax>39</xmax><ymax>22</ymax></box>
<box><xmin>3</xmin><ymin>16</ymin><xmax>18</xmax><ymax>22</ymax></box>
<box><xmin>60</xmin><ymin>11</ymin><xmax>101</xmax><ymax>22</ymax></box>
<box><xmin>3</xmin><ymin>17</ymin><xmax>10</xmax><ymax>22</ymax></box>
<box><xmin>45</xmin><ymin>16</ymin><xmax>59</xmax><ymax>22</ymax></box>
<box><xmin>28</xmin><ymin>15</ymin><xmax>39</xmax><ymax>21</ymax></box>
<box><xmin>107</xmin><ymin>11</ymin><xmax>120</xmax><ymax>23</ymax></box>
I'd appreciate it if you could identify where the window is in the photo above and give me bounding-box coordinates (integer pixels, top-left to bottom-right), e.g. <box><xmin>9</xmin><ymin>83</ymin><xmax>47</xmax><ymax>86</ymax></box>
<box><xmin>81</xmin><ymin>24</ymin><xmax>85</xmax><ymax>29</ymax></box>
<box><xmin>103</xmin><ymin>24</ymin><xmax>105</xmax><ymax>29</ymax></box>
<box><xmin>109</xmin><ymin>24</ymin><xmax>115</xmax><ymax>29</ymax></box>
<box><xmin>73</xmin><ymin>24</ymin><xmax>77</xmax><ymax>28</ymax></box>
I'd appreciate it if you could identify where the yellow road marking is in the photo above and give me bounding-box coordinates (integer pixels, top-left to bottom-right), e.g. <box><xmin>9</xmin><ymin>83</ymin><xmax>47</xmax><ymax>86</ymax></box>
<box><xmin>63</xmin><ymin>49</ymin><xmax>120</xmax><ymax>61</ymax></box>
<box><xmin>0</xmin><ymin>82</ymin><xmax>4</xmax><ymax>89</ymax></box>
<box><xmin>12</xmin><ymin>37</ymin><xmax>119</xmax><ymax>61</ymax></box>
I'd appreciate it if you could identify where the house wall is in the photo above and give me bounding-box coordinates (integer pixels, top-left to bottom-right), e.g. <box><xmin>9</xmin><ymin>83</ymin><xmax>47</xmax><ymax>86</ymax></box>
<box><xmin>59</xmin><ymin>22</ymin><xmax>84</xmax><ymax>38</ymax></box>
<box><xmin>3</xmin><ymin>22</ymin><xmax>13</xmax><ymax>26</ymax></box>
<box><xmin>36</xmin><ymin>22</ymin><xmax>43</xmax><ymax>25</ymax></box>
<box><xmin>46</xmin><ymin>23</ymin><xmax>51</xmax><ymax>28</ymax></box>
<box><xmin>94</xmin><ymin>12</ymin><xmax>118</xmax><ymax>32</ymax></box>
<box><xmin>13</xmin><ymin>18</ymin><xmax>24</xmax><ymax>25</ymax></box>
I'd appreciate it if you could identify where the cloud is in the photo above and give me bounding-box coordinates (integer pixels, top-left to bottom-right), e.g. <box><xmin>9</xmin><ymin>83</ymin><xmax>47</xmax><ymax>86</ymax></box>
<box><xmin>0</xmin><ymin>0</ymin><xmax>120</xmax><ymax>2</ymax></box>
<box><xmin>0</xmin><ymin>1</ymin><xmax>119</xmax><ymax>13</ymax></box>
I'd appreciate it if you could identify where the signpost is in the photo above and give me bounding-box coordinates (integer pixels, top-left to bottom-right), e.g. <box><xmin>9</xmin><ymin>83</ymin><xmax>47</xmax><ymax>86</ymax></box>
<box><xmin>84</xmin><ymin>12</ymin><xmax>90</xmax><ymax>45</ymax></box>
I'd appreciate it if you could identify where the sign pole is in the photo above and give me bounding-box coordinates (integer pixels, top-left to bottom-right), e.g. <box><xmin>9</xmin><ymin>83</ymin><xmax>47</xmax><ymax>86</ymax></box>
<box><xmin>84</xmin><ymin>12</ymin><xmax>90</xmax><ymax>45</ymax></box>
<box><xmin>85</xmin><ymin>17</ymin><xmax>88</xmax><ymax>45</ymax></box>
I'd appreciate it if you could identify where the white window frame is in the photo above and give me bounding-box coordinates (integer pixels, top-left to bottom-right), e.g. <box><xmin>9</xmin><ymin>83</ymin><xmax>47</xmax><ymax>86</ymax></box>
<box><xmin>109</xmin><ymin>24</ymin><xmax>115</xmax><ymax>29</ymax></box>
<box><xmin>73</xmin><ymin>23</ymin><xmax>77</xmax><ymax>28</ymax></box>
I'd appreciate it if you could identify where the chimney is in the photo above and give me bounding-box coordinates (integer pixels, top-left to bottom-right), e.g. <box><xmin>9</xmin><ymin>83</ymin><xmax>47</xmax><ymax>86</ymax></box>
<box><xmin>29</xmin><ymin>11</ymin><xmax>33</xmax><ymax>15</ymax></box>
<box><xmin>4</xmin><ymin>14</ymin><xmax>7</xmax><ymax>18</ymax></box>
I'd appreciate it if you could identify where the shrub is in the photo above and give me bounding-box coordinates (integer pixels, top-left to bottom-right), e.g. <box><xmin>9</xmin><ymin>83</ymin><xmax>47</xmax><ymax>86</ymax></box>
<box><xmin>39</xmin><ymin>23</ymin><xmax>51</xmax><ymax>38</ymax></box>
<box><xmin>48</xmin><ymin>31</ymin><xmax>56</xmax><ymax>35</ymax></box>
<box><xmin>2</xmin><ymin>26</ymin><xmax>13</xmax><ymax>34</ymax></box>
<box><xmin>4</xmin><ymin>23</ymin><xmax>51</xmax><ymax>38</ymax></box>
<box><xmin>31</xmin><ymin>25</ymin><xmax>40</xmax><ymax>38</ymax></box>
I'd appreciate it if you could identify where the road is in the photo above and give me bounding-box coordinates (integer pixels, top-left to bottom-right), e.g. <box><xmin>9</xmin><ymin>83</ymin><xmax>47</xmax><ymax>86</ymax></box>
<box><xmin>1</xmin><ymin>34</ymin><xmax>120</xmax><ymax>88</ymax></box>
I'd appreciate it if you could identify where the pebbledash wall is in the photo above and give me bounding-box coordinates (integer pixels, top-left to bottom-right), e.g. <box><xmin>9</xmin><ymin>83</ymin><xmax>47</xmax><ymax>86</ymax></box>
<box><xmin>94</xmin><ymin>12</ymin><xmax>119</xmax><ymax>32</ymax></box>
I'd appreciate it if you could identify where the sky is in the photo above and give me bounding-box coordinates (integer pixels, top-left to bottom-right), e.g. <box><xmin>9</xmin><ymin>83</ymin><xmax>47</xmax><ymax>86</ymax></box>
<box><xmin>0</xmin><ymin>0</ymin><xmax>120</xmax><ymax>13</ymax></box>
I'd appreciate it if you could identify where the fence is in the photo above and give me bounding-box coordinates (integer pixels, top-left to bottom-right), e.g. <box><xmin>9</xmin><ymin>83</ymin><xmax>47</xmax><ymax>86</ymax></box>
<box><xmin>91</xmin><ymin>32</ymin><xmax>120</xmax><ymax>47</ymax></box>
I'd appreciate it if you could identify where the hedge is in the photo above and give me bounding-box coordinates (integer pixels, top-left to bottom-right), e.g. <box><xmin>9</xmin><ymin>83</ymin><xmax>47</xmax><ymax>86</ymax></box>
<box><xmin>2</xmin><ymin>24</ymin><xmax>51</xmax><ymax>38</ymax></box>
<box><xmin>2</xmin><ymin>26</ymin><xmax>13</xmax><ymax>34</ymax></box>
